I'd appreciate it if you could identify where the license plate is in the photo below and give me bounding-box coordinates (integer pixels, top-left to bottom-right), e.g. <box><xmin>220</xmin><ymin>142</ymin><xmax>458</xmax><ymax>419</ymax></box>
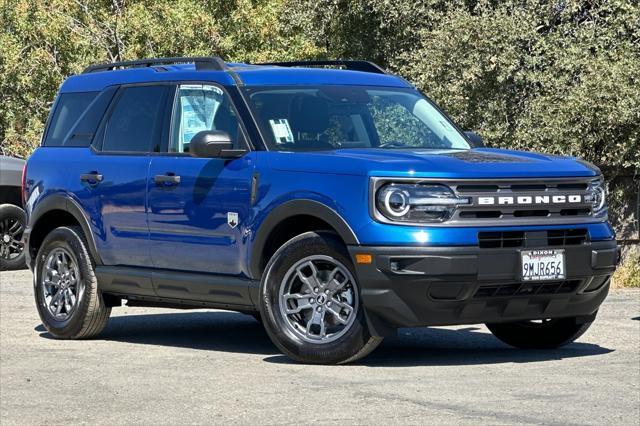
<box><xmin>520</xmin><ymin>249</ymin><xmax>565</xmax><ymax>281</ymax></box>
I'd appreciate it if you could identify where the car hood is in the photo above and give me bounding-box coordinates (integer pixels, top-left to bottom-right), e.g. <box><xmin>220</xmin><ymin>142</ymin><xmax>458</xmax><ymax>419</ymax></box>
<box><xmin>266</xmin><ymin>148</ymin><xmax>600</xmax><ymax>179</ymax></box>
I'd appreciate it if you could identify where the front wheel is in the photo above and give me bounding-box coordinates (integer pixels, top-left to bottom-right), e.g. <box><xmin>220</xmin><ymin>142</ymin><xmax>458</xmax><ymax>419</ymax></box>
<box><xmin>486</xmin><ymin>316</ymin><xmax>594</xmax><ymax>349</ymax></box>
<box><xmin>259</xmin><ymin>231</ymin><xmax>382</xmax><ymax>364</ymax></box>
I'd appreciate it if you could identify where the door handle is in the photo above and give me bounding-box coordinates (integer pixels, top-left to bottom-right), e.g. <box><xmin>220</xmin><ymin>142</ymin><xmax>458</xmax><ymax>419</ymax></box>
<box><xmin>80</xmin><ymin>172</ymin><xmax>103</xmax><ymax>185</ymax></box>
<box><xmin>154</xmin><ymin>173</ymin><xmax>181</xmax><ymax>186</ymax></box>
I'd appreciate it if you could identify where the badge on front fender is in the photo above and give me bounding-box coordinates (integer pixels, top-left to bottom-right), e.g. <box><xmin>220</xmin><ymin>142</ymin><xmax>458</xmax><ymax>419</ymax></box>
<box><xmin>227</xmin><ymin>212</ymin><xmax>239</xmax><ymax>229</ymax></box>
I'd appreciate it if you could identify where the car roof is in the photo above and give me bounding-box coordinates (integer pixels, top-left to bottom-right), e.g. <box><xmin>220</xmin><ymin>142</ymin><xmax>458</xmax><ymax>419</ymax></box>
<box><xmin>59</xmin><ymin>62</ymin><xmax>413</xmax><ymax>93</ymax></box>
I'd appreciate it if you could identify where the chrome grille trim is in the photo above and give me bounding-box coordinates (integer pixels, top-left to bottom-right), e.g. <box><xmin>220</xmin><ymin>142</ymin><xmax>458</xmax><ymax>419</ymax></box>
<box><xmin>370</xmin><ymin>176</ymin><xmax>603</xmax><ymax>227</ymax></box>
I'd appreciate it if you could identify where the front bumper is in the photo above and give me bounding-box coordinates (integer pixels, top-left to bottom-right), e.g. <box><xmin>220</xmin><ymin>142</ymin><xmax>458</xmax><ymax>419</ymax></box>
<box><xmin>347</xmin><ymin>239</ymin><xmax>618</xmax><ymax>336</ymax></box>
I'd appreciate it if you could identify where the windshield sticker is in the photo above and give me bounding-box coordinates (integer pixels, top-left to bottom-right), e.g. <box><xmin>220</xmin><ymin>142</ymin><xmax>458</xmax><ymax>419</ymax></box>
<box><xmin>269</xmin><ymin>119</ymin><xmax>294</xmax><ymax>144</ymax></box>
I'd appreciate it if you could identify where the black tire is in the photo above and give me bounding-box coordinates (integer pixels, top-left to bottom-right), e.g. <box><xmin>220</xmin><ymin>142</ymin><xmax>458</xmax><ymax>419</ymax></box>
<box><xmin>486</xmin><ymin>316</ymin><xmax>594</xmax><ymax>349</ymax></box>
<box><xmin>259</xmin><ymin>231</ymin><xmax>382</xmax><ymax>364</ymax></box>
<box><xmin>0</xmin><ymin>204</ymin><xmax>26</xmax><ymax>271</ymax></box>
<box><xmin>34</xmin><ymin>226</ymin><xmax>111</xmax><ymax>339</ymax></box>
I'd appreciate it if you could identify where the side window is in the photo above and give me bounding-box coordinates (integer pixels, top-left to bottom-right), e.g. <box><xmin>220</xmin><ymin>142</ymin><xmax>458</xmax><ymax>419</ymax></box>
<box><xmin>102</xmin><ymin>85</ymin><xmax>167</xmax><ymax>153</ymax></box>
<box><xmin>63</xmin><ymin>87</ymin><xmax>118</xmax><ymax>147</ymax></box>
<box><xmin>170</xmin><ymin>84</ymin><xmax>241</xmax><ymax>153</ymax></box>
<box><xmin>43</xmin><ymin>92</ymin><xmax>97</xmax><ymax>146</ymax></box>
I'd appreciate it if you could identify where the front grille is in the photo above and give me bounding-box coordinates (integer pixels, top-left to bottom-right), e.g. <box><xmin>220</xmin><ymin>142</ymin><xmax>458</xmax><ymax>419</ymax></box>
<box><xmin>478</xmin><ymin>229</ymin><xmax>588</xmax><ymax>248</ymax></box>
<box><xmin>478</xmin><ymin>231</ymin><xmax>525</xmax><ymax>248</ymax></box>
<box><xmin>448</xmin><ymin>178</ymin><xmax>594</xmax><ymax>226</ymax></box>
<box><xmin>473</xmin><ymin>280</ymin><xmax>580</xmax><ymax>298</ymax></box>
<box><xmin>547</xmin><ymin>229</ymin><xmax>588</xmax><ymax>246</ymax></box>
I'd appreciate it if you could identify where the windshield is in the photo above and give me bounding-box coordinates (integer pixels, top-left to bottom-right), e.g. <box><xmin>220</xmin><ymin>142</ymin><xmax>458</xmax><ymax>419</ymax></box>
<box><xmin>243</xmin><ymin>86</ymin><xmax>470</xmax><ymax>151</ymax></box>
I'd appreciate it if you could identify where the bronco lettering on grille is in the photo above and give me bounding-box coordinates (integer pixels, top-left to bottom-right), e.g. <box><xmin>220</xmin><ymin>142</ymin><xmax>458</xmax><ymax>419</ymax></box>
<box><xmin>477</xmin><ymin>195</ymin><xmax>584</xmax><ymax>206</ymax></box>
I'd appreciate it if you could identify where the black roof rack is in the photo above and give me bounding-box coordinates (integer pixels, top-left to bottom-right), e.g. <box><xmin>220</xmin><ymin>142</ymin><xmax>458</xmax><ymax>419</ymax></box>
<box><xmin>257</xmin><ymin>60</ymin><xmax>386</xmax><ymax>74</ymax></box>
<box><xmin>82</xmin><ymin>56</ymin><xmax>228</xmax><ymax>74</ymax></box>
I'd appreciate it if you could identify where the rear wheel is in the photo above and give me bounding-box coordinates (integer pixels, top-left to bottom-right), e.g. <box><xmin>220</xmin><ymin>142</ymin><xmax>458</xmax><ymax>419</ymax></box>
<box><xmin>486</xmin><ymin>316</ymin><xmax>594</xmax><ymax>349</ymax></box>
<box><xmin>0</xmin><ymin>204</ymin><xmax>26</xmax><ymax>271</ymax></box>
<box><xmin>259</xmin><ymin>231</ymin><xmax>382</xmax><ymax>364</ymax></box>
<box><xmin>34</xmin><ymin>226</ymin><xmax>111</xmax><ymax>339</ymax></box>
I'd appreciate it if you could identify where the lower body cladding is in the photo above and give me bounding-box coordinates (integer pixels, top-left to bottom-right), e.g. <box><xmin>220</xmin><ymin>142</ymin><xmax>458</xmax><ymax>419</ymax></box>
<box><xmin>348</xmin><ymin>240</ymin><xmax>618</xmax><ymax>336</ymax></box>
<box><xmin>96</xmin><ymin>266</ymin><xmax>258</xmax><ymax>313</ymax></box>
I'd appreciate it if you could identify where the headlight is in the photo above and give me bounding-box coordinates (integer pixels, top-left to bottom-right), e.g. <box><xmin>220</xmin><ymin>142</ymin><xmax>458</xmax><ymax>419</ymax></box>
<box><xmin>375</xmin><ymin>183</ymin><xmax>470</xmax><ymax>223</ymax></box>
<box><xmin>586</xmin><ymin>177</ymin><xmax>607</xmax><ymax>217</ymax></box>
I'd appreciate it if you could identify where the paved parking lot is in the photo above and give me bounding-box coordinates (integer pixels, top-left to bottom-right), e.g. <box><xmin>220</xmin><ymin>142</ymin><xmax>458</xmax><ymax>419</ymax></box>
<box><xmin>1</xmin><ymin>269</ymin><xmax>639</xmax><ymax>425</ymax></box>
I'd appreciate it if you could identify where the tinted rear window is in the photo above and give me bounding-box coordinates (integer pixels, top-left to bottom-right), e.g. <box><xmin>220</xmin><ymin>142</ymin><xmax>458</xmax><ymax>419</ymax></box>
<box><xmin>43</xmin><ymin>92</ymin><xmax>97</xmax><ymax>146</ymax></box>
<box><xmin>101</xmin><ymin>86</ymin><xmax>168</xmax><ymax>152</ymax></box>
<box><xmin>63</xmin><ymin>87</ymin><xmax>117</xmax><ymax>147</ymax></box>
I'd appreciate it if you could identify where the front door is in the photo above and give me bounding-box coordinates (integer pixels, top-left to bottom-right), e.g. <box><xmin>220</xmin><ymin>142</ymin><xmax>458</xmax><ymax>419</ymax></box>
<box><xmin>147</xmin><ymin>84</ymin><xmax>255</xmax><ymax>276</ymax></box>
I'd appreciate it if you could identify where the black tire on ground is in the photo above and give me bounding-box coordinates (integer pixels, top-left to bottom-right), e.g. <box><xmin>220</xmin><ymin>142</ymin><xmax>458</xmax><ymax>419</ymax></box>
<box><xmin>0</xmin><ymin>204</ymin><xmax>26</xmax><ymax>271</ymax></box>
<box><xmin>486</xmin><ymin>317</ymin><xmax>594</xmax><ymax>349</ymax></box>
<box><xmin>259</xmin><ymin>231</ymin><xmax>382</xmax><ymax>364</ymax></box>
<box><xmin>34</xmin><ymin>226</ymin><xmax>111</xmax><ymax>339</ymax></box>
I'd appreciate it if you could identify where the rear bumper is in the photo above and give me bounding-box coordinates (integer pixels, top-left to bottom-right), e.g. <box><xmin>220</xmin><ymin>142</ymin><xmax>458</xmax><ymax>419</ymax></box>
<box><xmin>347</xmin><ymin>239</ymin><xmax>618</xmax><ymax>336</ymax></box>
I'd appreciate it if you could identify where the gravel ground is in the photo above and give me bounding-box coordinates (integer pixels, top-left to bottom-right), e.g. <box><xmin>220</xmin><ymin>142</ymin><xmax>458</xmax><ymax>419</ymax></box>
<box><xmin>1</xmin><ymin>269</ymin><xmax>639</xmax><ymax>425</ymax></box>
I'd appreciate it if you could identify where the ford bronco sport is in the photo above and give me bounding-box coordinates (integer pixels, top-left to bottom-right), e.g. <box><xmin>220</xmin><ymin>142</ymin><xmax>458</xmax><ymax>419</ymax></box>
<box><xmin>23</xmin><ymin>57</ymin><xmax>618</xmax><ymax>364</ymax></box>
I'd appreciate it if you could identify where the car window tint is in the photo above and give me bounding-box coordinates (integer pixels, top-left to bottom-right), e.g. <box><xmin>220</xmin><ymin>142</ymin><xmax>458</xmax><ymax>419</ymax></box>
<box><xmin>63</xmin><ymin>87</ymin><xmax>118</xmax><ymax>147</ymax></box>
<box><xmin>43</xmin><ymin>92</ymin><xmax>97</xmax><ymax>146</ymax></box>
<box><xmin>170</xmin><ymin>84</ymin><xmax>240</xmax><ymax>153</ymax></box>
<box><xmin>245</xmin><ymin>86</ymin><xmax>470</xmax><ymax>151</ymax></box>
<box><xmin>102</xmin><ymin>86</ymin><xmax>167</xmax><ymax>152</ymax></box>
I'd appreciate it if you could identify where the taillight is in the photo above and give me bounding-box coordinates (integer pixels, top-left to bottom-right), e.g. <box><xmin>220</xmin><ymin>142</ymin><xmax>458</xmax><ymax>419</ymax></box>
<box><xmin>21</xmin><ymin>162</ymin><xmax>27</xmax><ymax>207</ymax></box>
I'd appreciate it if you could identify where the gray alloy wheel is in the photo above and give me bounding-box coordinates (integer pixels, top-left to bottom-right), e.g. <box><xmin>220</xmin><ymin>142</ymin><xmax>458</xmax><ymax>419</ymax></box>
<box><xmin>278</xmin><ymin>255</ymin><xmax>359</xmax><ymax>344</ymax></box>
<box><xmin>259</xmin><ymin>231</ymin><xmax>382</xmax><ymax>364</ymax></box>
<box><xmin>34</xmin><ymin>226</ymin><xmax>111</xmax><ymax>339</ymax></box>
<box><xmin>41</xmin><ymin>247</ymin><xmax>83</xmax><ymax>321</ymax></box>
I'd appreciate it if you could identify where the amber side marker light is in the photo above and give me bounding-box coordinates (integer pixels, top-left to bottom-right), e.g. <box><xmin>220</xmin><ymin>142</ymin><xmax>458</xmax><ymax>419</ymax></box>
<box><xmin>355</xmin><ymin>254</ymin><xmax>373</xmax><ymax>264</ymax></box>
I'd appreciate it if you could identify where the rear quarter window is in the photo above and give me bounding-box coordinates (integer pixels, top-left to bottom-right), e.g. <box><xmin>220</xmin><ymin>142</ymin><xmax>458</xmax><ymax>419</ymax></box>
<box><xmin>42</xmin><ymin>92</ymin><xmax>98</xmax><ymax>146</ymax></box>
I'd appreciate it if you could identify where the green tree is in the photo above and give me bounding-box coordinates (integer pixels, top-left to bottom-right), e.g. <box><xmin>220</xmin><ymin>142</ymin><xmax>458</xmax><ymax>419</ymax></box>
<box><xmin>286</xmin><ymin>0</ymin><xmax>640</xmax><ymax>169</ymax></box>
<box><xmin>0</xmin><ymin>0</ymin><xmax>321</xmax><ymax>158</ymax></box>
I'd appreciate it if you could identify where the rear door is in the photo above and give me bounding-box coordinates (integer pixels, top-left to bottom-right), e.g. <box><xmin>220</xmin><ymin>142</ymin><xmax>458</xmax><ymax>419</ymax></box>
<box><xmin>79</xmin><ymin>84</ymin><xmax>171</xmax><ymax>267</ymax></box>
<box><xmin>147</xmin><ymin>83</ymin><xmax>255</xmax><ymax>276</ymax></box>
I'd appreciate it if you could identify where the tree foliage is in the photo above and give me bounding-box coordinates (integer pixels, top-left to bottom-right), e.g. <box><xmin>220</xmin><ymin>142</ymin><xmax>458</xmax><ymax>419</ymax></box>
<box><xmin>1</xmin><ymin>0</ymin><xmax>639</xmax><ymax>171</ymax></box>
<box><xmin>286</xmin><ymin>0</ymin><xmax>640</xmax><ymax>169</ymax></box>
<box><xmin>0</xmin><ymin>0</ymin><xmax>321</xmax><ymax>158</ymax></box>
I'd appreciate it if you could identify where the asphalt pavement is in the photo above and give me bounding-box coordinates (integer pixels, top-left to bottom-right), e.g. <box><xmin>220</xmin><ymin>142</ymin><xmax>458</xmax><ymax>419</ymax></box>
<box><xmin>1</xmin><ymin>269</ymin><xmax>638</xmax><ymax>425</ymax></box>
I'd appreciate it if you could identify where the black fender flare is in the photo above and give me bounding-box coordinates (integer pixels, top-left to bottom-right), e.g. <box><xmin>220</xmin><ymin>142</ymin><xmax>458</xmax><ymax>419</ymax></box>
<box><xmin>249</xmin><ymin>199</ymin><xmax>359</xmax><ymax>279</ymax></box>
<box><xmin>27</xmin><ymin>194</ymin><xmax>103</xmax><ymax>266</ymax></box>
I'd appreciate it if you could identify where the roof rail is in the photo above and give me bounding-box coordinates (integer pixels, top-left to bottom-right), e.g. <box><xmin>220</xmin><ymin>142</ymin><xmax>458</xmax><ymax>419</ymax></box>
<box><xmin>82</xmin><ymin>56</ymin><xmax>228</xmax><ymax>74</ymax></box>
<box><xmin>257</xmin><ymin>60</ymin><xmax>386</xmax><ymax>74</ymax></box>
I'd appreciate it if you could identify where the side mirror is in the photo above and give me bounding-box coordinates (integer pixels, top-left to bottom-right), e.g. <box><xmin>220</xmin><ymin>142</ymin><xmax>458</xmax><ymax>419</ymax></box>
<box><xmin>464</xmin><ymin>131</ymin><xmax>485</xmax><ymax>148</ymax></box>
<box><xmin>189</xmin><ymin>130</ymin><xmax>246</xmax><ymax>159</ymax></box>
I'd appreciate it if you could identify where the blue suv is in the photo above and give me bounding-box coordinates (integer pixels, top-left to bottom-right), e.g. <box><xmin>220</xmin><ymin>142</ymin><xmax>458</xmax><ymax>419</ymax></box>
<box><xmin>23</xmin><ymin>57</ymin><xmax>618</xmax><ymax>364</ymax></box>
